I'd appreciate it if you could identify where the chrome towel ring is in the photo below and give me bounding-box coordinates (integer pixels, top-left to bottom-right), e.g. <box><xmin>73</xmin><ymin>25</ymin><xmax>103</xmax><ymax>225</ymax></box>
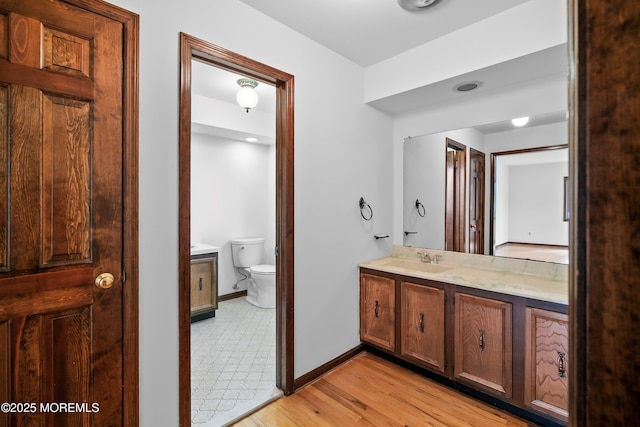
<box><xmin>415</xmin><ymin>199</ymin><xmax>426</xmax><ymax>217</ymax></box>
<box><xmin>359</xmin><ymin>197</ymin><xmax>373</xmax><ymax>221</ymax></box>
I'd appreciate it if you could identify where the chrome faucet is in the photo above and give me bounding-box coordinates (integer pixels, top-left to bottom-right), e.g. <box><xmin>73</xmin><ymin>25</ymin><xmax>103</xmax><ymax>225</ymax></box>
<box><xmin>431</xmin><ymin>254</ymin><xmax>440</xmax><ymax>264</ymax></box>
<box><xmin>417</xmin><ymin>251</ymin><xmax>431</xmax><ymax>263</ymax></box>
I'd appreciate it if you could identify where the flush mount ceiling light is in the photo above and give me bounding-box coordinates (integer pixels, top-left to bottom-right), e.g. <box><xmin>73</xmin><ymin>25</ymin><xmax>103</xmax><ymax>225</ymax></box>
<box><xmin>454</xmin><ymin>81</ymin><xmax>483</xmax><ymax>92</ymax></box>
<box><xmin>245</xmin><ymin>137</ymin><xmax>258</xmax><ymax>143</ymax></box>
<box><xmin>397</xmin><ymin>0</ymin><xmax>438</xmax><ymax>12</ymax></box>
<box><xmin>511</xmin><ymin>116</ymin><xmax>530</xmax><ymax>127</ymax></box>
<box><xmin>236</xmin><ymin>78</ymin><xmax>259</xmax><ymax>113</ymax></box>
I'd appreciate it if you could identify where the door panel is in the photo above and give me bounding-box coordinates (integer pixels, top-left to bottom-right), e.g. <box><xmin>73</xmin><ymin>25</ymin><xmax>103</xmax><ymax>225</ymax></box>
<box><xmin>0</xmin><ymin>0</ymin><xmax>127</xmax><ymax>424</ymax></box>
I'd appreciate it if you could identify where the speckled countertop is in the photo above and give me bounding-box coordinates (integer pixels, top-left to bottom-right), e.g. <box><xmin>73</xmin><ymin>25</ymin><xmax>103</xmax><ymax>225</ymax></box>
<box><xmin>359</xmin><ymin>246</ymin><xmax>568</xmax><ymax>305</ymax></box>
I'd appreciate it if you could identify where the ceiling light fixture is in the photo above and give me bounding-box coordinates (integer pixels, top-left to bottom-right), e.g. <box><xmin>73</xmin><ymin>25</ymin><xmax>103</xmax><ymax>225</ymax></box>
<box><xmin>245</xmin><ymin>137</ymin><xmax>258</xmax><ymax>143</ymax></box>
<box><xmin>236</xmin><ymin>78</ymin><xmax>259</xmax><ymax>113</ymax></box>
<box><xmin>454</xmin><ymin>81</ymin><xmax>483</xmax><ymax>92</ymax></box>
<box><xmin>511</xmin><ymin>116</ymin><xmax>530</xmax><ymax>127</ymax></box>
<box><xmin>397</xmin><ymin>0</ymin><xmax>438</xmax><ymax>12</ymax></box>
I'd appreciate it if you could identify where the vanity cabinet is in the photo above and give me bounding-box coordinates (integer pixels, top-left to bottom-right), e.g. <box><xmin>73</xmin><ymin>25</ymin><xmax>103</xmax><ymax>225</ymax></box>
<box><xmin>400</xmin><ymin>281</ymin><xmax>446</xmax><ymax>374</ymax></box>
<box><xmin>360</xmin><ymin>273</ymin><xmax>395</xmax><ymax>351</ymax></box>
<box><xmin>454</xmin><ymin>293</ymin><xmax>512</xmax><ymax>399</ymax></box>
<box><xmin>190</xmin><ymin>253</ymin><xmax>218</xmax><ymax>322</ymax></box>
<box><xmin>359</xmin><ymin>267</ymin><xmax>568</xmax><ymax>426</ymax></box>
<box><xmin>524</xmin><ymin>308</ymin><xmax>569</xmax><ymax>422</ymax></box>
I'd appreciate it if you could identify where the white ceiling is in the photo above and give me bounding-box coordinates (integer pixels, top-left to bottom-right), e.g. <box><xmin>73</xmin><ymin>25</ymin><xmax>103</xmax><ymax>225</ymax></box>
<box><xmin>192</xmin><ymin>0</ymin><xmax>568</xmax><ymax>139</ymax></box>
<box><xmin>238</xmin><ymin>0</ymin><xmax>529</xmax><ymax>67</ymax></box>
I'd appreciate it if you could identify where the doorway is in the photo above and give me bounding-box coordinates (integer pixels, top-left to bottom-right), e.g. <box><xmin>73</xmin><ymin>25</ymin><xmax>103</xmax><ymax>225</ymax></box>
<box><xmin>445</xmin><ymin>138</ymin><xmax>466</xmax><ymax>252</ymax></box>
<box><xmin>178</xmin><ymin>33</ymin><xmax>294</xmax><ymax>427</ymax></box>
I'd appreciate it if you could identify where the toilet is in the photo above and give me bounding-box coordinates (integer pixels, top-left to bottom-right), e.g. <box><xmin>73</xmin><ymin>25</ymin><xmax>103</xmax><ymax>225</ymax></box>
<box><xmin>230</xmin><ymin>238</ymin><xmax>276</xmax><ymax>308</ymax></box>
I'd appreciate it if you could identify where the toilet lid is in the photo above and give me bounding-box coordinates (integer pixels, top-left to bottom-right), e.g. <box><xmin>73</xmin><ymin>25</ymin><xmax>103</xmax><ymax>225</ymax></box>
<box><xmin>250</xmin><ymin>264</ymin><xmax>275</xmax><ymax>275</ymax></box>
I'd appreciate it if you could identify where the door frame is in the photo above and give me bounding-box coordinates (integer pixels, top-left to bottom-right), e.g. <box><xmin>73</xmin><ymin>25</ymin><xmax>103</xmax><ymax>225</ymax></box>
<box><xmin>178</xmin><ymin>33</ymin><xmax>295</xmax><ymax>427</ymax></box>
<box><xmin>445</xmin><ymin>138</ymin><xmax>466</xmax><ymax>252</ymax></box>
<box><xmin>469</xmin><ymin>148</ymin><xmax>485</xmax><ymax>255</ymax></box>
<box><xmin>60</xmin><ymin>1</ymin><xmax>139</xmax><ymax>424</ymax></box>
<box><xmin>488</xmin><ymin>144</ymin><xmax>568</xmax><ymax>255</ymax></box>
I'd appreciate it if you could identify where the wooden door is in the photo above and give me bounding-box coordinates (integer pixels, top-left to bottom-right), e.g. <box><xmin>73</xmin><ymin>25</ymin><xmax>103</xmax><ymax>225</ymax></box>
<box><xmin>400</xmin><ymin>282</ymin><xmax>445</xmax><ymax>373</ymax></box>
<box><xmin>454</xmin><ymin>293</ymin><xmax>512</xmax><ymax>399</ymax></box>
<box><xmin>469</xmin><ymin>149</ymin><xmax>485</xmax><ymax>254</ymax></box>
<box><xmin>0</xmin><ymin>0</ymin><xmax>132</xmax><ymax>425</ymax></box>
<box><xmin>360</xmin><ymin>273</ymin><xmax>395</xmax><ymax>352</ymax></box>
<box><xmin>445</xmin><ymin>138</ymin><xmax>466</xmax><ymax>252</ymax></box>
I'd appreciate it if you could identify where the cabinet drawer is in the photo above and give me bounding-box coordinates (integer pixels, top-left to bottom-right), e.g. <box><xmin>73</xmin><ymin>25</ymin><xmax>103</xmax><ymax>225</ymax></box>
<box><xmin>454</xmin><ymin>293</ymin><xmax>512</xmax><ymax>399</ymax></box>
<box><xmin>401</xmin><ymin>282</ymin><xmax>445</xmax><ymax>373</ymax></box>
<box><xmin>525</xmin><ymin>308</ymin><xmax>568</xmax><ymax>421</ymax></box>
<box><xmin>360</xmin><ymin>273</ymin><xmax>395</xmax><ymax>351</ymax></box>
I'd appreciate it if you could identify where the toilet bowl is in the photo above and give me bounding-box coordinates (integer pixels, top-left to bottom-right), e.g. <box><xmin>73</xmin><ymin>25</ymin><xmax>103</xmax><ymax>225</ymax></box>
<box><xmin>230</xmin><ymin>238</ymin><xmax>276</xmax><ymax>309</ymax></box>
<box><xmin>246</xmin><ymin>264</ymin><xmax>276</xmax><ymax>309</ymax></box>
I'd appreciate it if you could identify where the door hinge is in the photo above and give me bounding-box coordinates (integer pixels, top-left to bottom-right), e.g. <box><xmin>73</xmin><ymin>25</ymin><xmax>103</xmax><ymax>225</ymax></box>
<box><xmin>122</xmin><ymin>270</ymin><xmax>126</xmax><ymax>284</ymax></box>
<box><xmin>274</xmin><ymin>246</ymin><xmax>279</xmax><ymax>257</ymax></box>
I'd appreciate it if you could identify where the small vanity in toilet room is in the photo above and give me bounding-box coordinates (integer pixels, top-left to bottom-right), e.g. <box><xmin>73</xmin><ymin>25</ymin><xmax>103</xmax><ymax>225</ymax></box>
<box><xmin>190</xmin><ymin>243</ymin><xmax>220</xmax><ymax>322</ymax></box>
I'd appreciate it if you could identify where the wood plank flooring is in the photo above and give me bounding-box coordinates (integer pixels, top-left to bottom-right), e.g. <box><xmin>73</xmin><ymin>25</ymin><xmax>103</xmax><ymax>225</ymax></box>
<box><xmin>233</xmin><ymin>352</ymin><xmax>537</xmax><ymax>426</ymax></box>
<box><xmin>494</xmin><ymin>243</ymin><xmax>568</xmax><ymax>264</ymax></box>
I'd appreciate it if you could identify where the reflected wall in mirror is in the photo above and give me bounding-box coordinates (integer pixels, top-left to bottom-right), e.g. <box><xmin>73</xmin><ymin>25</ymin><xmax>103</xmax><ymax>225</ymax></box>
<box><xmin>403</xmin><ymin>115</ymin><xmax>569</xmax><ymax>264</ymax></box>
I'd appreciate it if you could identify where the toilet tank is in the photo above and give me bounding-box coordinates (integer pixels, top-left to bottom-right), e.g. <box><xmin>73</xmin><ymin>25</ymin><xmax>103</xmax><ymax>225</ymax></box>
<box><xmin>230</xmin><ymin>238</ymin><xmax>265</xmax><ymax>267</ymax></box>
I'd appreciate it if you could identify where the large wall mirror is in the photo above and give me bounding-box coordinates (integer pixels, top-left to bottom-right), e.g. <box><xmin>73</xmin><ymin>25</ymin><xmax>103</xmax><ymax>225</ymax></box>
<box><xmin>403</xmin><ymin>112</ymin><xmax>569</xmax><ymax>264</ymax></box>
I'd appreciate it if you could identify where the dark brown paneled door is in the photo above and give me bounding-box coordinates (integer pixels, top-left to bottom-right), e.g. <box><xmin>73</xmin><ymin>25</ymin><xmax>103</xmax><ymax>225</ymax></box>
<box><xmin>0</xmin><ymin>1</ymin><xmax>125</xmax><ymax>425</ymax></box>
<box><xmin>445</xmin><ymin>138</ymin><xmax>466</xmax><ymax>252</ymax></box>
<box><xmin>469</xmin><ymin>148</ymin><xmax>485</xmax><ymax>254</ymax></box>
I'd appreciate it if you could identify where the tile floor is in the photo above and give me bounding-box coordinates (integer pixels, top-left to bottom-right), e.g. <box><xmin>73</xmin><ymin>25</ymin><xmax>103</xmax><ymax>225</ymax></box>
<box><xmin>191</xmin><ymin>297</ymin><xmax>279</xmax><ymax>426</ymax></box>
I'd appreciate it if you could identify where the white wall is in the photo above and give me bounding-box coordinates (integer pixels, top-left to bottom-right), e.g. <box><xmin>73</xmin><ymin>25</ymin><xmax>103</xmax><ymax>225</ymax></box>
<box><xmin>106</xmin><ymin>1</ymin><xmax>393</xmax><ymax>425</ymax></box>
<box><xmin>507</xmin><ymin>162</ymin><xmax>569</xmax><ymax>245</ymax></box>
<box><xmin>191</xmin><ymin>133</ymin><xmax>274</xmax><ymax>296</ymax></box>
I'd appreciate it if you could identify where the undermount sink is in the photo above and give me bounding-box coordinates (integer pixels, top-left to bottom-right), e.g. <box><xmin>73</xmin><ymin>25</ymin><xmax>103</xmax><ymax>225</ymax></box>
<box><xmin>383</xmin><ymin>259</ymin><xmax>454</xmax><ymax>274</ymax></box>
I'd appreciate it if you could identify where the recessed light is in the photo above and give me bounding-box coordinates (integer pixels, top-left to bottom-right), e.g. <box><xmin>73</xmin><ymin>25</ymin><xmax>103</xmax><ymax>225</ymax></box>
<box><xmin>454</xmin><ymin>81</ymin><xmax>482</xmax><ymax>92</ymax></box>
<box><xmin>511</xmin><ymin>117</ymin><xmax>530</xmax><ymax>127</ymax></box>
<box><xmin>245</xmin><ymin>137</ymin><xmax>258</xmax><ymax>142</ymax></box>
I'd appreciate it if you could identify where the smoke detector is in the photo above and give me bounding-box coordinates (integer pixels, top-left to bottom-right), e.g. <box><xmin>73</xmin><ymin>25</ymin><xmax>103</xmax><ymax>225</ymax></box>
<box><xmin>397</xmin><ymin>0</ymin><xmax>438</xmax><ymax>12</ymax></box>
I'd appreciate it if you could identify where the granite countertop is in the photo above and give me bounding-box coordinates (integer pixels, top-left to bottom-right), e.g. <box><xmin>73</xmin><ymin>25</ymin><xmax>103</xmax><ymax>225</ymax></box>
<box><xmin>359</xmin><ymin>246</ymin><xmax>568</xmax><ymax>305</ymax></box>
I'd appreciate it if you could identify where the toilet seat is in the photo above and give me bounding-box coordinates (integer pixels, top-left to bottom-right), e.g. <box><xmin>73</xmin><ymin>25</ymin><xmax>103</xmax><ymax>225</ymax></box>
<box><xmin>250</xmin><ymin>264</ymin><xmax>275</xmax><ymax>275</ymax></box>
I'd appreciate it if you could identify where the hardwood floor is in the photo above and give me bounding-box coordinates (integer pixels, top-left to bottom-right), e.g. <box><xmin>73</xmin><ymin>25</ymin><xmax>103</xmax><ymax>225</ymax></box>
<box><xmin>494</xmin><ymin>243</ymin><xmax>569</xmax><ymax>264</ymax></box>
<box><xmin>233</xmin><ymin>352</ymin><xmax>537</xmax><ymax>426</ymax></box>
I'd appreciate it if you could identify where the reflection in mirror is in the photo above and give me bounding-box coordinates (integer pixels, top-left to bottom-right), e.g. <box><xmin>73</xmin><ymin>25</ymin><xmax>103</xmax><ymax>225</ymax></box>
<box><xmin>403</xmin><ymin>113</ymin><xmax>569</xmax><ymax>263</ymax></box>
<box><xmin>491</xmin><ymin>146</ymin><xmax>569</xmax><ymax>264</ymax></box>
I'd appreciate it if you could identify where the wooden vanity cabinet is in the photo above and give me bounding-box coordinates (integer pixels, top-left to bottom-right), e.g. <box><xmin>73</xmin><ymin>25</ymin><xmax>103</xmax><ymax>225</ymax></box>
<box><xmin>524</xmin><ymin>308</ymin><xmax>569</xmax><ymax>422</ymax></box>
<box><xmin>454</xmin><ymin>293</ymin><xmax>513</xmax><ymax>399</ymax></box>
<box><xmin>360</xmin><ymin>273</ymin><xmax>395</xmax><ymax>351</ymax></box>
<box><xmin>190</xmin><ymin>253</ymin><xmax>218</xmax><ymax>322</ymax></box>
<box><xmin>400</xmin><ymin>281</ymin><xmax>446</xmax><ymax>374</ymax></box>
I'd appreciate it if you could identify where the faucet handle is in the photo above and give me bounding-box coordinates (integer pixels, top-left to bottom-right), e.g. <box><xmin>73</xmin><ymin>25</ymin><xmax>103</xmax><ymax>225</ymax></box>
<box><xmin>417</xmin><ymin>251</ymin><xmax>431</xmax><ymax>262</ymax></box>
<box><xmin>431</xmin><ymin>254</ymin><xmax>441</xmax><ymax>264</ymax></box>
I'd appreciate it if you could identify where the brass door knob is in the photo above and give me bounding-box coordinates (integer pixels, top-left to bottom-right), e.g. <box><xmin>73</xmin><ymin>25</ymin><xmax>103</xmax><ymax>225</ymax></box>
<box><xmin>95</xmin><ymin>272</ymin><xmax>115</xmax><ymax>289</ymax></box>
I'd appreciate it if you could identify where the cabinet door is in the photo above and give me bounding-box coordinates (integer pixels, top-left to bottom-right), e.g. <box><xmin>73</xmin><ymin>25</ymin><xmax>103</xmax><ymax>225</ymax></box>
<box><xmin>360</xmin><ymin>273</ymin><xmax>395</xmax><ymax>351</ymax></box>
<box><xmin>525</xmin><ymin>308</ymin><xmax>568</xmax><ymax>421</ymax></box>
<box><xmin>190</xmin><ymin>257</ymin><xmax>217</xmax><ymax>315</ymax></box>
<box><xmin>454</xmin><ymin>293</ymin><xmax>512</xmax><ymax>399</ymax></box>
<box><xmin>401</xmin><ymin>282</ymin><xmax>446</xmax><ymax>373</ymax></box>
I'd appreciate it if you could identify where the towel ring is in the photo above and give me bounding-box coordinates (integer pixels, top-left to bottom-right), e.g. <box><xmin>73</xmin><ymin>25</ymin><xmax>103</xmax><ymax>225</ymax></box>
<box><xmin>415</xmin><ymin>199</ymin><xmax>426</xmax><ymax>217</ymax></box>
<box><xmin>359</xmin><ymin>197</ymin><xmax>373</xmax><ymax>221</ymax></box>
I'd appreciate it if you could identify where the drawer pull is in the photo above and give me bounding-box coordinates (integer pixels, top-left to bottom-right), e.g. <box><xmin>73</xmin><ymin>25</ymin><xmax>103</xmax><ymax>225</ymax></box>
<box><xmin>199</xmin><ymin>277</ymin><xmax>203</xmax><ymax>291</ymax></box>
<box><xmin>479</xmin><ymin>329</ymin><xmax>485</xmax><ymax>352</ymax></box>
<box><xmin>557</xmin><ymin>351</ymin><xmax>566</xmax><ymax>378</ymax></box>
<box><xmin>419</xmin><ymin>313</ymin><xmax>425</xmax><ymax>333</ymax></box>
<box><xmin>374</xmin><ymin>300</ymin><xmax>379</xmax><ymax>318</ymax></box>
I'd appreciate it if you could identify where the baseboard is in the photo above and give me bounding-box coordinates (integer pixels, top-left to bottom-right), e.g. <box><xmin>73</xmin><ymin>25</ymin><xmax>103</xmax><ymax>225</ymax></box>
<box><xmin>293</xmin><ymin>344</ymin><xmax>364</xmax><ymax>391</ymax></box>
<box><xmin>218</xmin><ymin>290</ymin><xmax>247</xmax><ymax>302</ymax></box>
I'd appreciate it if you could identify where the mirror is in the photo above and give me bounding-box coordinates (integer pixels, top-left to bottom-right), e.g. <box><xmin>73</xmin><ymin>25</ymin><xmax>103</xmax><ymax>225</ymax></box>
<box><xmin>403</xmin><ymin>114</ymin><xmax>569</xmax><ymax>264</ymax></box>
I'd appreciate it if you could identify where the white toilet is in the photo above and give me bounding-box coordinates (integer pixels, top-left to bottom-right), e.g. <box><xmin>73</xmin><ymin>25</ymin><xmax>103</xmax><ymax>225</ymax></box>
<box><xmin>230</xmin><ymin>237</ymin><xmax>276</xmax><ymax>309</ymax></box>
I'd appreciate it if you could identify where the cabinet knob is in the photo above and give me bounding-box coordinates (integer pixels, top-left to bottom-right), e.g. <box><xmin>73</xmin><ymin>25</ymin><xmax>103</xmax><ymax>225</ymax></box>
<box><xmin>419</xmin><ymin>313</ymin><xmax>425</xmax><ymax>333</ymax></box>
<box><xmin>374</xmin><ymin>300</ymin><xmax>379</xmax><ymax>318</ymax></box>
<box><xmin>199</xmin><ymin>277</ymin><xmax>203</xmax><ymax>291</ymax></box>
<box><xmin>479</xmin><ymin>329</ymin><xmax>486</xmax><ymax>352</ymax></box>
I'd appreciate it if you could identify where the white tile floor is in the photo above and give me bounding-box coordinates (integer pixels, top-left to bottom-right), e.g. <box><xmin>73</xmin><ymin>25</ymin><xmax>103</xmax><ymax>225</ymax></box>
<box><xmin>191</xmin><ymin>297</ymin><xmax>279</xmax><ymax>426</ymax></box>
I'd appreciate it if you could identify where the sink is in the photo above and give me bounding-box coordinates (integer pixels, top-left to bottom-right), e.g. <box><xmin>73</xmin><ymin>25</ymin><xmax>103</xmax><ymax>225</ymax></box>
<box><xmin>383</xmin><ymin>259</ymin><xmax>454</xmax><ymax>274</ymax></box>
